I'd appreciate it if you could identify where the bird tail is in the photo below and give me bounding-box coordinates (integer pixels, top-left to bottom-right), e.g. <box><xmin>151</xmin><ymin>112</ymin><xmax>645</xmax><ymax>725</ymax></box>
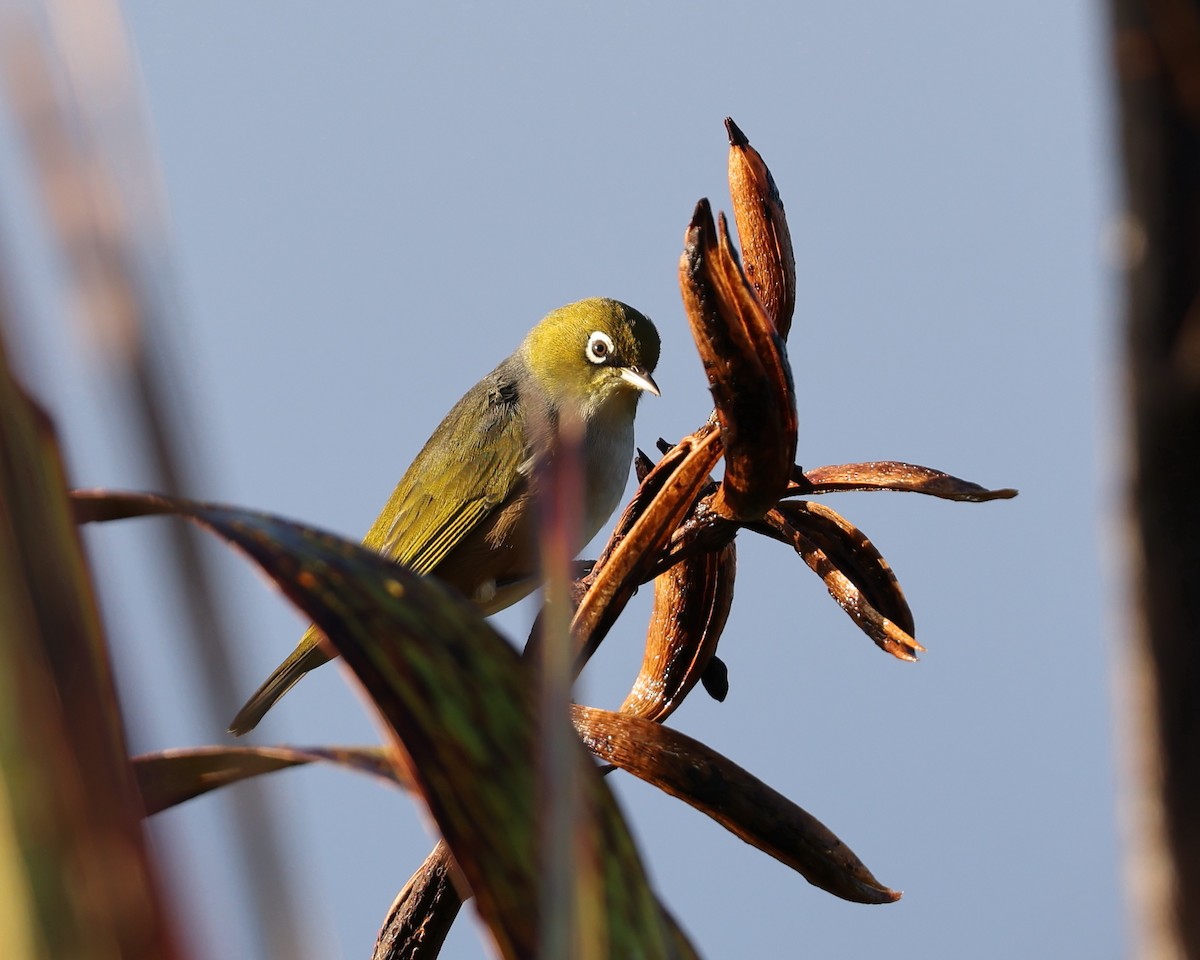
<box><xmin>229</xmin><ymin>626</ymin><xmax>332</xmax><ymax>736</ymax></box>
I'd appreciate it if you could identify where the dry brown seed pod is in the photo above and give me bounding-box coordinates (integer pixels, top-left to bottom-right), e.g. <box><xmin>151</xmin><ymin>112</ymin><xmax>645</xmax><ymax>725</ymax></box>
<box><xmin>770</xmin><ymin>500</ymin><xmax>914</xmax><ymax>637</ymax></box>
<box><xmin>572</xmin><ymin>705</ymin><xmax>901</xmax><ymax>906</ymax></box>
<box><xmin>680</xmin><ymin>200</ymin><xmax>797</xmax><ymax>522</ymax></box>
<box><xmin>620</xmin><ymin>540</ymin><xmax>736</xmax><ymax>723</ymax></box>
<box><xmin>571</xmin><ymin>423</ymin><xmax>724</xmax><ymax>668</ymax></box>
<box><xmin>726</xmin><ymin>117</ymin><xmax>797</xmax><ymax>339</ymax></box>
<box><xmin>761</xmin><ymin>506</ymin><xmax>924</xmax><ymax>661</ymax></box>
<box><xmin>794</xmin><ymin>461</ymin><xmax>1018</xmax><ymax>501</ymax></box>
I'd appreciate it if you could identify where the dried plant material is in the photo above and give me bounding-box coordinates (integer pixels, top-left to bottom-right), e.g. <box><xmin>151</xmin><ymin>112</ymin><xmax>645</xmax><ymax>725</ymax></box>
<box><xmin>795</xmin><ymin>461</ymin><xmax>1018</xmax><ymax>501</ymax></box>
<box><xmin>620</xmin><ymin>541</ymin><xmax>736</xmax><ymax>722</ymax></box>
<box><xmin>680</xmin><ymin>199</ymin><xmax>797</xmax><ymax>521</ymax></box>
<box><xmin>766</xmin><ymin>501</ymin><xmax>914</xmax><ymax>637</ymax></box>
<box><xmin>726</xmin><ymin>117</ymin><xmax>797</xmax><ymax>338</ymax></box>
<box><xmin>571</xmin><ymin>423</ymin><xmax>724</xmax><ymax>667</ymax></box>
<box><xmin>761</xmin><ymin>507</ymin><xmax>925</xmax><ymax>661</ymax></box>
<box><xmin>643</xmin><ymin>489</ymin><xmax>737</xmax><ymax>578</ymax></box>
<box><xmin>572</xmin><ymin>706</ymin><xmax>900</xmax><ymax>905</ymax></box>
<box><xmin>372</xmin><ymin>842</ymin><xmax>464</xmax><ymax>960</ymax></box>
<box><xmin>700</xmin><ymin>655</ymin><xmax>729</xmax><ymax>701</ymax></box>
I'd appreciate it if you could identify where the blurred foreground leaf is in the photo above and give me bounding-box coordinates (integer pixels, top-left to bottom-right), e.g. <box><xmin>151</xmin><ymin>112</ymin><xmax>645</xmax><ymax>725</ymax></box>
<box><xmin>73</xmin><ymin>489</ymin><xmax>698</xmax><ymax>960</ymax></box>
<box><xmin>0</xmin><ymin>345</ymin><xmax>182</xmax><ymax>957</ymax></box>
<box><xmin>133</xmin><ymin>745</ymin><xmax>403</xmax><ymax>816</ymax></box>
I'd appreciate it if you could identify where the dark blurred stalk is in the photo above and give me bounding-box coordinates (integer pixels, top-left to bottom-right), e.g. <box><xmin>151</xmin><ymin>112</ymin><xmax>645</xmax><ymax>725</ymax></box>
<box><xmin>1111</xmin><ymin>0</ymin><xmax>1200</xmax><ymax>955</ymax></box>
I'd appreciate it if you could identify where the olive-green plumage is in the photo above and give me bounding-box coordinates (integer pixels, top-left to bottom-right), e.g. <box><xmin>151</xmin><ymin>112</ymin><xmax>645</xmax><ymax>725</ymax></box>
<box><xmin>229</xmin><ymin>298</ymin><xmax>660</xmax><ymax>735</ymax></box>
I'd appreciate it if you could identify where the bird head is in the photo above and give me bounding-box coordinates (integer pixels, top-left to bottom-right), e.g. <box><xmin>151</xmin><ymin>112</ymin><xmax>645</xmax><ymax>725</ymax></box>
<box><xmin>522</xmin><ymin>298</ymin><xmax>661</xmax><ymax>418</ymax></box>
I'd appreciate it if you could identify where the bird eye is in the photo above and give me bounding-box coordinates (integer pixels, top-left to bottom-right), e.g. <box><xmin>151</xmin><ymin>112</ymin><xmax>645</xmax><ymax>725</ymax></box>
<box><xmin>586</xmin><ymin>331</ymin><xmax>613</xmax><ymax>364</ymax></box>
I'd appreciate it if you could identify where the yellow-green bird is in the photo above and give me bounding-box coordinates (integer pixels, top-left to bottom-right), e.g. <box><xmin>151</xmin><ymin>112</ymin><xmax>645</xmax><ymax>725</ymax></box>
<box><xmin>229</xmin><ymin>297</ymin><xmax>660</xmax><ymax>735</ymax></box>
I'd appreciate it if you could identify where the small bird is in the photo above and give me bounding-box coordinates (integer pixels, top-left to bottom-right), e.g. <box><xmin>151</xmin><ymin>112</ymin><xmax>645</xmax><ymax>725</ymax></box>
<box><xmin>230</xmin><ymin>297</ymin><xmax>661</xmax><ymax>735</ymax></box>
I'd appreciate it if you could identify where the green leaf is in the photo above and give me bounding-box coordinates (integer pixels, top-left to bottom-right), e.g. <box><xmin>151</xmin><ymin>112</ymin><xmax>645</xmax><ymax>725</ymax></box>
<box><xmin>0</xmin><ymin>367</ymin><xmax>182</xmax><ymax>957</ymax></box>
<box><xmin>74</xmin><ymin>489</ymin><xmax>699</xmax><ymax>960</ymax></box>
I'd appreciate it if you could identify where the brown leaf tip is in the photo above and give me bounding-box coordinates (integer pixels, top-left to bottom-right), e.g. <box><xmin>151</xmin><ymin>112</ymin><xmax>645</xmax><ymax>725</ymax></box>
<box><xmin>724</xmin><ymin>117</ymin><xmax>750</xmax><ymax>148</ymax></box>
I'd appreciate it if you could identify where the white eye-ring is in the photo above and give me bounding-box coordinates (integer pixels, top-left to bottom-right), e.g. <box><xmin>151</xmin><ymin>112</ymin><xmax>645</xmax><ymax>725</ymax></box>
<box><xmin>586</xmin><ymin>330</ymin><xmax>614</xmax><ymax>365</ymax></box>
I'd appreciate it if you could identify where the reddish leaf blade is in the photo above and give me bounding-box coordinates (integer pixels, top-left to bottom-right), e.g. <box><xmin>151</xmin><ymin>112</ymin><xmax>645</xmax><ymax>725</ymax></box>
<box><xmin>73</xmin><ymin>489</ymin><xmax>695</xmax><ymax>960</ymax></box>
<box><xmin>133</xmin><ymin>745</ymin><xmax>404</xmax><ymax>816</ymax></box>
<box><xmin>0</xmin><ymin>382</ymin><xmax>183</xmax><ymax>957</ymax></box>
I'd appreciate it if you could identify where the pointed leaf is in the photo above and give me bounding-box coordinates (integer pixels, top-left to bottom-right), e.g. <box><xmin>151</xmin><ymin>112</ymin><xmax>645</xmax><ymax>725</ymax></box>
<box><xmin>133</xmin><ymin>746</ymin><xmax>404</xmax><ymax>816</ymax></box>
<box><xmin>0</xmin><ymin>352</ymin><xmax>182</xmax><ymax>957</ymax></box>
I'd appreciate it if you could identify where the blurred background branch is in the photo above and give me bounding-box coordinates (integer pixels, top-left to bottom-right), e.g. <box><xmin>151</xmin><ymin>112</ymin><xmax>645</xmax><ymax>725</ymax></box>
<box><xmin>1112</xmin><ymin>0</ymin><xmax>1200</xmax><ymax>956</ymax></box>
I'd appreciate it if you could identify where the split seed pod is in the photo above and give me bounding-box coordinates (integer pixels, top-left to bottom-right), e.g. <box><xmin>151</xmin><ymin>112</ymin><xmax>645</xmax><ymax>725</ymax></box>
<box><xmin>726</xmin><ymin>117</ymin><xmax>796</xmax><ymax>338</ymax></box>
<box><xmin>620</xmin><ymin>541</ymin><xmax>736</xmax><ymax>723</ymax></box>
<box><xmin>680</xmin><ymin>200</ymin><xmax>797</xmax><ymax>522</ymax></box>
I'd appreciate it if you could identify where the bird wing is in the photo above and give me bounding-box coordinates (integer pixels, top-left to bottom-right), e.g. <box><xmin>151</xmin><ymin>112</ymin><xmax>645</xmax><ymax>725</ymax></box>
<box><xmin>362</xmin><ymin>365</ymin><xmax>530</xmax><ymax>576</ymax></box>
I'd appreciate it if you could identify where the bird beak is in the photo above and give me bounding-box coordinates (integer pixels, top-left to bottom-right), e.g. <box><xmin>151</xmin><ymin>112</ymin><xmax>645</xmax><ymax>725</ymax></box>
<box><xmin>619</xmin><ymin>365</ymin><xmax>660</xmax><ymax>397</ymax></box>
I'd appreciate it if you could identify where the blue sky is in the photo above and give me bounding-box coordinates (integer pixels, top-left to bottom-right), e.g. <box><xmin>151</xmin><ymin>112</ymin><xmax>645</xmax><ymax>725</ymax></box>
<box><xmin>5</xmin><ymin>3</ymin><xmax>1121</xmax><ymax>957</ymax></box>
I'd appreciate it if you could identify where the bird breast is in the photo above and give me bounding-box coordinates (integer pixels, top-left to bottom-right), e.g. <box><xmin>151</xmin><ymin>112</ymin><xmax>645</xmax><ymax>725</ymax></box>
<box><xmin>580</xmin><ymin>401</ymin><xmax>636</xmax><ymax>546</ymax></box>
